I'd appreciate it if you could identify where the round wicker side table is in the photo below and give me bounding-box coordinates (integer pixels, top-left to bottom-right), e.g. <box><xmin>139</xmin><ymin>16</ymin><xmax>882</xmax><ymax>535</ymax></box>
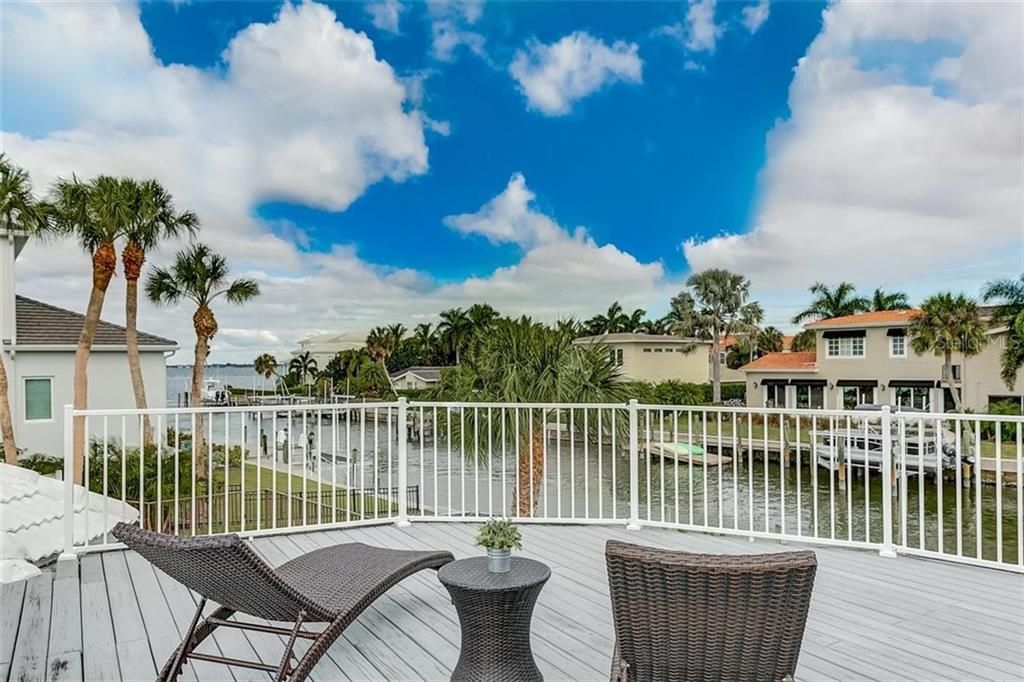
<box><xmin>438</xmin><ymin>556</ymin><xmax>551</xmax><ymax>682</ymax></box>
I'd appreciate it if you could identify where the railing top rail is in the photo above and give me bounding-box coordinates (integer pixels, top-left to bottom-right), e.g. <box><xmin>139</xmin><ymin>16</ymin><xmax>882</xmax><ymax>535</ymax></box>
<box><xmin>406</xmin><ymin>400</ymin><xmax>631</xmax><ymax>409</ymax></box>
<box><xmin>70</xmin><ymin>401</ymin><xmax>403</xmax><ymax>417</ymax></box>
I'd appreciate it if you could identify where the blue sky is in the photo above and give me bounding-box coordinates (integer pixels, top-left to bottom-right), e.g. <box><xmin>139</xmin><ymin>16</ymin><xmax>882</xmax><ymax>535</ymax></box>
<box><xmin>4</xmin><ymin>1</ymin><xmax>1020</xmax><ymax>362</ymax></box>
<box><xmin>138</xmin><ymin>1</ymin><xmax>822</xmax><ymax>282</ymax></box>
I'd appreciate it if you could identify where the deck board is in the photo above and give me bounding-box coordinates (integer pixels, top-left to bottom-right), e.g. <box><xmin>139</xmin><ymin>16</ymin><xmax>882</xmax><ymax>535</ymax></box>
<box><xmin>6</xmin><ymin>523</ymin><xmax>1023</xmax><ymax>682</ymax></box>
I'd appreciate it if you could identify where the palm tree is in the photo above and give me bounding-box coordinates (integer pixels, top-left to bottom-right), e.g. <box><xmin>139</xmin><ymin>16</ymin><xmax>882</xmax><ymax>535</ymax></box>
<box><xmin>870</xmin><ymin>288</ymin><xmax>909</xmax><ymax>311</ymax></box>
<box><xmin>672</xmin><ymin>269</ymin><xmax>764</xmax><ymax>402</ymax></box>
<box><xmin>635</xmin><ymin>317</ymin><xmax>668</xmax><ymax>335</ymax></box>
<box><xmin>387</xmin><ymin>323</ymin><xmax>407</xmax><ymax>351</ymax></box>
<box><xmin>624</xmin><ymin>308</ymin><xmax>646</xmax><ymax>332</ymax></box>
<box><xmin>908</xmin><ymin>293</ymin><xmax>987</xmax><ymax>411</ymax></box>
<box><xmin>792</xmin><ymin>282</ymin><xmax>869</xmax><ymax>323</ymax></box>
<box><xmin>438</xmin><ymin>307</ymin><xmax>473</xmax><ymax>364</ymax></box>
<box><xmin>757</xmin><ymin>326</ymin><xmax>785</xmax><ymax>353</ymax></box>
<box><xmin>982</xmin><ymin>274</ymin><xmax>1024</xmax><ymax>389</ymax></box>
<box><xmin>791</xmin><ymin>329</ymin><xmax>816</xmax><ymax>353</ymax></box>
<box><xmin>49</xmin><ymin>175</ymin><xmax>132</xmax><ymax>483</ymax></box>
<box><xmin>288</xmin><ymin>351</ymin><xmax>318</xmax><ymax>384</ymax></box>
<box><xmin>146</xmin><ymin>243</ymin><xmax>259</xmax><ymax>479</ymax></box>
<box><xmin>254</xmin><ymin>353</ymin><xmax>278</xmax><ymax>379</ymax></box>
<box><xmin>466</xmin><ymin>303</ymin><xmax>499</xmax><ymax>331</ymax></box>
<box><xmin>0</xmin><ymin>155</ymin><xmax>51</xmax><ymax>464</ymax></box>
<box><xmin>121</xmin><ymin>179</ymin><xmax>198</xmax><ymax>444</ymax></box>
<box><xmin>433</xmin><ymin>317</ymin><xmax>625</xmax><ymax>516</ymax></box>
<box><xmin>365</xmin><ymin>326</ymin><xmax>391</xmax><ymax>365</ymax></box>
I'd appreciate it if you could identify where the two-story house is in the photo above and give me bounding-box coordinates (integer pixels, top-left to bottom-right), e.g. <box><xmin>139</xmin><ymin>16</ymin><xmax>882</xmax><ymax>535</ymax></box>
<box><xmin>741</xmin><ymin>310</ymin><xmax>1016</xmax><ymax>412</ymax></box>
<box><xmin>572</xmin><ymin>333</ymin><xmax>752</xmax><ymax>384</ymax></box>
<box><xmin>2</xmin><ymin>227</ymin><xmax>178</xmax><ymax>458</ymax></box>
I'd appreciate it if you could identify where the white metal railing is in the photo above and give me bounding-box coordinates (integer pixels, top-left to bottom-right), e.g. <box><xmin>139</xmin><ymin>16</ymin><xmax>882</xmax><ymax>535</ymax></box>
<box><xmin>62</xmin><ymin>399</ymin><xmax>1023</xmax><ymax>572</ymax></box>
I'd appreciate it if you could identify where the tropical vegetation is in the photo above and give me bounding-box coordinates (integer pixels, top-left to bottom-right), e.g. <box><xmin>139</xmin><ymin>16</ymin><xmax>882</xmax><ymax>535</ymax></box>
<box><xmin>908</xmin><ymin>292</ymin><xmax>987</xmax><ymax>411</ymax></box>
<box><xmin>982</xmin><ymin>274</ymin><xmax>1024</xmax><ymax>389</ymax></box>
<box><xmin>288</xmin><ymin>350</ymin><xmax>318</xmax><ymax>385</ymax></box>
<box><xmin>0</xmin><ymin>155</ymin><xmax>50</xmax><ymax>464</ymax></box>
<box><xmin>146</xmin><ymin>243</ymin><xmax>260</xmax><ymax>478</ymax></box>
<box><xmin>254</xmin><ymin>353</ymin><xmax>279</xmax><ymax>379</ymax></box>
<box><xmin>432</xmin><ymin>316</ymin><xmax>626</xmax><ymax>515</ymax></box>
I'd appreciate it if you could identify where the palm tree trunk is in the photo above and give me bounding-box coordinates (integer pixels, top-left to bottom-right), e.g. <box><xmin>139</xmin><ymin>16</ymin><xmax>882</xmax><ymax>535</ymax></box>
<box><xmin>944</xmin><ymin>350</ymin><xmax>962</xmax><ymax>411</ymax></box>
<box><xmin>515</xmin><ymin>425</ymin><xmax>545</xmax><ymax>517</ymax></box>
<box><xmin>0</xmin><ymin>354</ymin><xmax>17</xmax><ymax>465</ymax></box>
<box><xmin>711</xmin><ymin>326</ymin><xmax>722</xmax><ymax>403</ymax></box>
<box><xmin>73</xmin><ymin>243</ymin><xmax>116</xmax><ymax>483</ymax></box>
<box><xmin>192</xmin><ymin>334</ymin><xmax>209</xmax><ymax>480</ymax></box>
<box><xmin>125</xmin><ymin>276</ymin><xmax>154</xmax><ymax>444</ymax></box>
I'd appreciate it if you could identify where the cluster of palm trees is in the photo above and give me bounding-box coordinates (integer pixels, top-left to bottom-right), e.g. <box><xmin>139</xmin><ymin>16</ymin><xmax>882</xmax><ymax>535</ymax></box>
<box><xmin>0</xmin><ymin>155</ymin><xmax>258</xmax><ymax>481</ymax></box>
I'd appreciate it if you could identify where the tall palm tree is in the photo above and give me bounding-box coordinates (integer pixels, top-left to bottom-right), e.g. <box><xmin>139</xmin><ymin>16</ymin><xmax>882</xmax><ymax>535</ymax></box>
<box><xmin>433</xmin><ymin>317</ymin><xmax>625</xmax><ymax>516</ymax></box>
<box><xmin>757</xmin><ymin>326</ymin><xmax>785</xmax><ymax>353</ymax></box>
<box><xmin>0</xmin><ymin>155</ymin><xmax>51</xmax><ymax>464</ymax></box>
<box><xmin>365</xmin><ymin>326</ymin><xmax>391</xmax><ymax>365</ymax></box>
<box><xmin>791</xmin><ymin>329</ymin><xmax>816</xmax><ymax>353</ymax></box>
<box><xmin>438</xmin><ymin>307</ymin><xmax>473</xmax><ymax>364</ymax></box>
<box><xmin>982</xmin><ymin>274</ymin><xmax>1024</xmax><ymax>389</ymax></box>
<box><xmin>466</xmin><ymin>303</ymin><xmax>499</xmax><ymax>331</ymax></box>
<box><xmin>121</xmin><ymin>179</ymin><xmax>198</xmax><ymax>443</ymax></box>
<box><xmin>254</xmin><ymin>353</ymin><xmax>278</xmax><ymax>379</ymax></box>
<box><xmin>672</xmin><ymin>269</ymin><xmax>763</xmax><ymax>402</ymax></box>
<box><xmin>146</xmin><ymin>243</ymin><xmax>259</xmax><ymax>479</ymax></box>
<box><xmin>387</xmin><ymin>323</ymin><xmax>407</xmax><ymax>351</ymax></box>
<box><xmin>288</xmin><ymin>351</ymin><xmax>318</xmax><ymax>384</ymax></box>
<box><xmin>908</xmin><ymin>293</ymin><xmax>987</xmax><ymax>411</ymax></box>
<box><xmin>49</xmin><ymin>175</ymin><xmax>132</xmax><ymax>483</ymax></box>
<box><xmin>870</xmin><ymin>288</ymin><xmax>910</xmax><ymax>311</ymax></box>
<box><xmin>624</xmin><ymin>308</ymin><xmax>647</xmax><ymax>332</ymax></box>
<box><xmin>792</xmin><ymin>282</ymin><xmax>869</xmax><ymax>323</ymax></box>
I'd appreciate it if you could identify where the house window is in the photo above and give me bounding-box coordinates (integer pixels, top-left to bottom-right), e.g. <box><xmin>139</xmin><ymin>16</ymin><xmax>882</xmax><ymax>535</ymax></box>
<box><xmin>895</xmin><ymin>387</ymin><xmax>930</xmax><ymax>410</ymax></box>
<box><xmin>889</xmin><ymin>335</ymin><xmax>906</xmax><ymax>358</ymax></box>
<box><xmin>25</xmin><ymin>378</ymin><xmax>53</xmax><ymax>421</ymax></box>
<box><xmin>654</xmin><ymin>348</ymin><xmax>664</xmax><ymax>353</ymax></box>
<box><xmin>841</xmin><ymin>386</ymin><xmax>873</xmax><ymax>409</ymax></box>
<box><xmin>719</xmin><ymin>352</ymin><xmax>726</xmax><ymax>365</ymax></box>
<box><xmin>795</xmin><ymin>385</ymin><xmax>825</xmax><ymax>409</ymax></box>
<box><xmin>765</xmin><ymin>384</ymin><xmax>786</xmax><ymax>408</ymax></box>
<box><xmin>643</xmin><ymin>348</ymin><xmax>652</xmax><ymax>353</ymax></box>
<box><xmin>951</xmin><ymin>364</ymin><xmax>961</xmax><ymax>381</ymax></box>
<box><xmin>609</xmin><ymin>348</ymin><xmax>624</xmax><ymax>366</ymax></box>
<box><xmin>826</xmin><ymin>336</ymin><xmax>865</xmax><ymax>358</ymax></box>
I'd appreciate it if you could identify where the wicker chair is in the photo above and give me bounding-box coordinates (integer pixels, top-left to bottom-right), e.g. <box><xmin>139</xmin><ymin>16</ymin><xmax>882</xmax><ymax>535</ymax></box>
<box><xmin>605</xmin><ymin>540</ymin><xmax>817</xmax><ymax>682</ymax></box>
<box><xmin>112</xmin><ymin>523</ymin><xmax>453</xmax><ymax>681</ymax></box>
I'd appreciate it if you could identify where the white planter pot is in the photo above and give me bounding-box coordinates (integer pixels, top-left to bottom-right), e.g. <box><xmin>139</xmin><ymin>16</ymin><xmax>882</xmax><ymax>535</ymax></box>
<box><xmin>487</xmin><ymin>548</ymin><xmax>512</xmax><ymax>573</ymax></box>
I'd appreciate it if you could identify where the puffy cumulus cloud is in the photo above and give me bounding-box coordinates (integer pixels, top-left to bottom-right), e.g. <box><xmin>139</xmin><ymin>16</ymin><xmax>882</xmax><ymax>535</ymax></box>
<box><xmin>742</xmin><ymin>0</ymin><xmax>771</xmax><ymax>34</ymax></box>
<box><xmin>365</xmin><ymin>0</ymin><xmax>403</xmax><ymax>33</ymax></box>
<box><xmin>684</xmin><ymin>1</ymin><xmax>1023</xmax><ymax>303</ymax></box>
<box><xmin>684</xmin><ymin>0</ymin><xmax>723</xmax><ymax>53</ymax></box>
<box><xmin>443</xmin><ymin>174</ymin><xmax>562</xmax><ymax>246</ymax></box>
<box><xmin>509</xmin><ymin>32</ymin><xmax>643</xmax><ymax>116</ymax></box>
<box><xmin>427</xmin><ymin>0</ymin><xmax>486</xmax><ymax>62</ymax></box>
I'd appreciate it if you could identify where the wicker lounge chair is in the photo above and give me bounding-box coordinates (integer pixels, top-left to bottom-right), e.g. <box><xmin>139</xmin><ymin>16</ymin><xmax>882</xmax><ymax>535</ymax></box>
<box><xmin>112</xmin><ymin>523</ymin><xmax>453</xmax><ymax>681</ymax></box>
<box><xmin>605</xmin><ymin>540</ymin><xmax>817</xmax><ymax>682</ymax></box>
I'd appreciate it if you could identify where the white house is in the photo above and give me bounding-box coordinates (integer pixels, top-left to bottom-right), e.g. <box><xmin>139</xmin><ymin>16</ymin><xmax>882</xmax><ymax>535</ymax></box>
<box><xmin>1</xmin><ymin>228</ymin><xmax>177</xmax><ymax>458</ymax></box>
<box><xmin>291</xmin><ymin>331</ymin><xmax>368</xmax><ymax>368</ymax></box>
<box><xmin>390</xmin><ymin>366</ymin><xmax>446</xmax><ymax>390</ymax></box>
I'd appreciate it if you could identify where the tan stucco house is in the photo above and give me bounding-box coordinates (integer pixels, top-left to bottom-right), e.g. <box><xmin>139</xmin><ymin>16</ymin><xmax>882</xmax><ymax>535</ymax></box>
<box><xmin>390</xmin><ymin>366</ymin><xmax>446</xmax><ymax>390</ymax></box>
<box><xmin>741</xmin><ymin>310</ymin><xmax>1018</xmax><ymax>412</ymax></box>
<box><xmin>573</xmin><ymin>333</ymin><xmax>722</xmax><ymax>383</ymax></box>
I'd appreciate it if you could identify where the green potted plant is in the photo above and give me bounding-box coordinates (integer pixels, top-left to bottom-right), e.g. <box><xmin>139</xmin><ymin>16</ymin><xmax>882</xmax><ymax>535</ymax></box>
<box><xmin>476</xmin><ymin>518</ymin><xmax>522</xmax><ymax>573</ymax></box>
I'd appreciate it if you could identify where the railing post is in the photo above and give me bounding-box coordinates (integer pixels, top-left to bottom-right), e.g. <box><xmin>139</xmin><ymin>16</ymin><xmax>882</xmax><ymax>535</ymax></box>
<box><xmin>627</xmin><ymin>399</ymin><xmax>641</xmax><ymax>530</ymax></box>
<box><xmin>879</xmin><ymin>404</ymin><xmax>897</xmax><ymax>558</ymax></box>
<box><xmin>395</xmin><ymin>397</ymin><xmax>411</xmax><ymax>527</ymax></box>
<box><xmin>58</xmin><ymin>404</ymin><xmax>77</xmax><ymax>564</ymax></box>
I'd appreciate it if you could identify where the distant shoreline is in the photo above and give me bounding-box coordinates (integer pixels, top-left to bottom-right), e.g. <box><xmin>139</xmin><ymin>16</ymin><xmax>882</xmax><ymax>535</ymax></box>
<box><xmin>168</xmin><ymin>363</ymin><xmax>254</xmax><ymax>369</ymax></box>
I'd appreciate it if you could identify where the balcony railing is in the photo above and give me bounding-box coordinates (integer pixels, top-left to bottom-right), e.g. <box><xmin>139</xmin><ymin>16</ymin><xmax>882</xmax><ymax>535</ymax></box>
<box><xmin>61</xmin><ymin>399</ymin><xmax>1023</xmax><ymax>572</ymax></box>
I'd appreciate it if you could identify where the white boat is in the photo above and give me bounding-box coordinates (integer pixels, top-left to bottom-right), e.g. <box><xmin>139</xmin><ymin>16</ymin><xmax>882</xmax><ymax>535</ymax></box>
<box><xmin>200</xmin><ymin>378</ymin><xmax>226</xmax><ymax>404</ymax></box>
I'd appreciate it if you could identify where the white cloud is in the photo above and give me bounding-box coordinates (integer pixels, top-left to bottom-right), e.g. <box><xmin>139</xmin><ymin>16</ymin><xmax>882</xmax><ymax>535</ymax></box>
<box><xmin>427</xmin><ymin>0</ymin><xmax>486</xmax><ymax>62</ymax></box>
<box><xmin>684</xmin><ymin>0</ymin><xmax>723</xmax><ymax>53</ymax></box>
<box><xmin>509</xmin><ymin>32</ymin><xmax>643</xmax><ymax>116</ymax></box>
<box><xmin>742</xmin><ymin>0</ymin><xmax>771</xmax><ymax>34</ymax></box>
<box><xmin>365</xmin><ymin>0</ymin><xmax>403</xmax><ymax>33</ymax></box>
<box><xmin>3</xmin><ymin>2</ymin><xmax>674</xmax><ymax>364</ymax></box>
<box><xmin>684</xmin><ymin>1</ymin><xmax>1024</xmax><ymax>302</ymax></box>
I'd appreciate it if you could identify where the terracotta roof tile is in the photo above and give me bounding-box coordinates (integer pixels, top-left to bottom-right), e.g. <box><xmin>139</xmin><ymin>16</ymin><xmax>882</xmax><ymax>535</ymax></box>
<box><xmin>740</xmin><ymin>352</ymin><xmax>817</xmax><ymax>372</ymax></box>
<box><xmin>807</xmin><ymin>309</ymin><xmax>921</xmax><ymax>329</ymax></box>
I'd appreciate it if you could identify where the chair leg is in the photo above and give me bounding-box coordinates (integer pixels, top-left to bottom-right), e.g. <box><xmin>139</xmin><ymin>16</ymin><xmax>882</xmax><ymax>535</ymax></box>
<box><xmin>159</xmin><ymin>602</ymin><xmax>236</xmax><ymax>681</ymax></box>
<box><xmin>286</xmin><ymin>616</ymin><xmax>350</xmax><ymax>682</ymax></box>
<box><xmin>274</xmin><ymin>610</ymin><xmax>307</xmax><ymax>682</ymax></box>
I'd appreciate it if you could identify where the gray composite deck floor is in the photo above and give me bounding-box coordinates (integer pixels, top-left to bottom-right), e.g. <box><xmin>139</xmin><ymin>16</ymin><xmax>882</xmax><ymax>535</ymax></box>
<box><xmin>2</xmin><ymin>523</ymin><xmax>1023</xmax><ymax>682</ymax></box>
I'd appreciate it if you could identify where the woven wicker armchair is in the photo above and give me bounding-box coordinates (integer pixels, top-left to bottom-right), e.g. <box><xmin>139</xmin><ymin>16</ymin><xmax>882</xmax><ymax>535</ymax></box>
<box><xmin>112</xmin><ymin>523</ymin><xmax>453</xmax><ymax>681</ymax></box>
<box><xmin>605</xmin><ymin>540</ymin><xmax>817</xmax><ymax>682</ymax></box>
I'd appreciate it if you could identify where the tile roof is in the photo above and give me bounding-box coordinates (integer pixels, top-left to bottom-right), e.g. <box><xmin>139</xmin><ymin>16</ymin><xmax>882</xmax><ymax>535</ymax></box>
<box><xmin>740</xmin><ymin>351</ymin><xmax>818</xmax><ymax>372</ymax></box>
<box><xmin>15</xmin><ymin>296</ymin><xmax>177</xmax><ymax>348</ymax></box>
<box><xmin>1</xmin><ymin>463</ymin><xmax>138</xmax><ymax>581</ymax></box>
<box><xmin>806</xmin><ymin>309</ymin><xmax>921</xmax><ymax>329</ymax></box>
